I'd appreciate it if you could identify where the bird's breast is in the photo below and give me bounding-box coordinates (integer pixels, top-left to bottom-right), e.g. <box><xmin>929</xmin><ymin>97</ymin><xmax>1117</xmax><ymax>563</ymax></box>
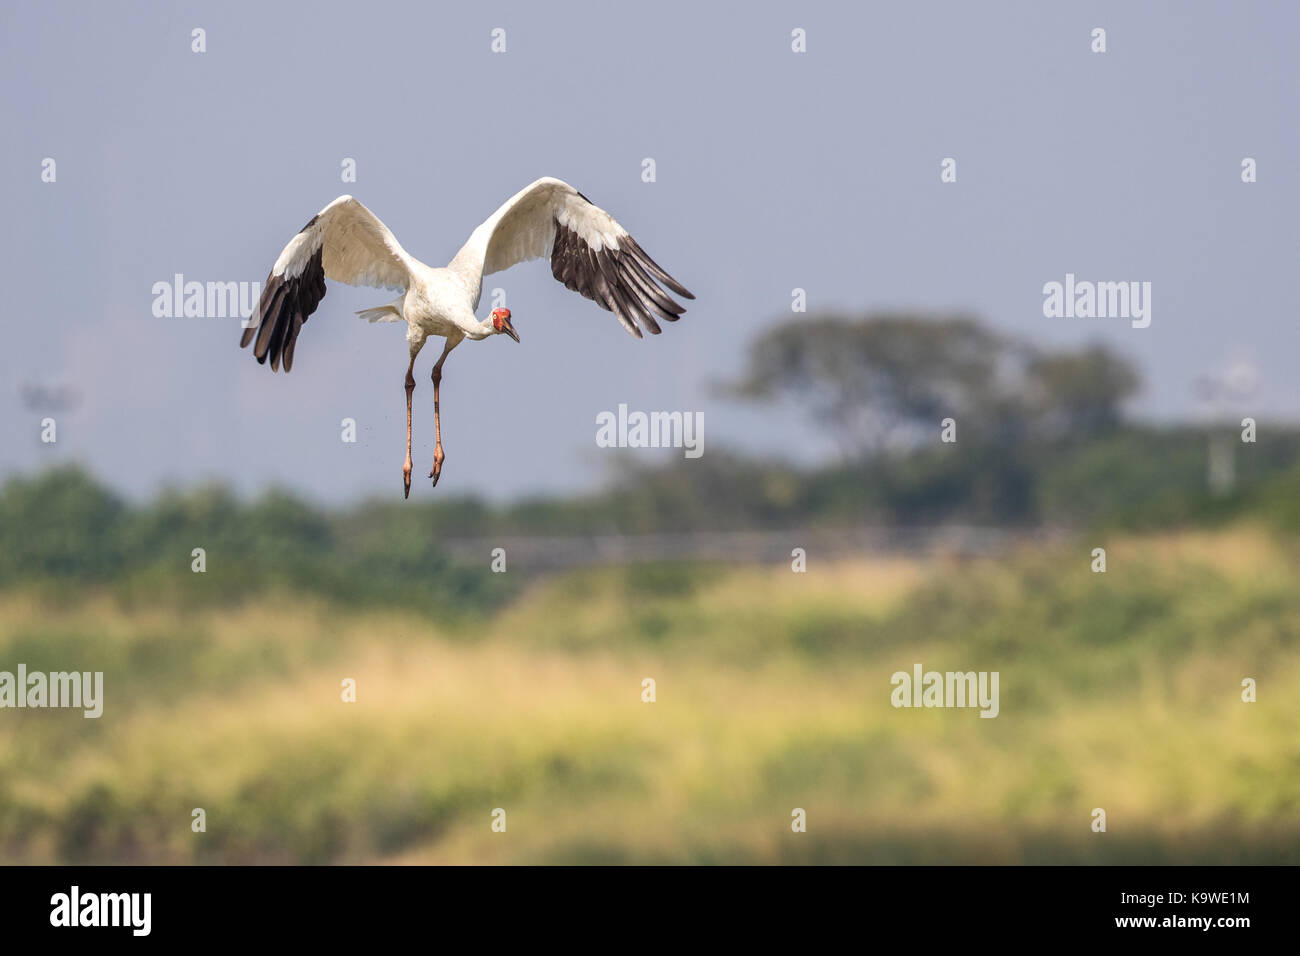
<box><xmin>408</xmin><ymin>271</ymin><xmax>479</xmax><ymax>338</ymax></box>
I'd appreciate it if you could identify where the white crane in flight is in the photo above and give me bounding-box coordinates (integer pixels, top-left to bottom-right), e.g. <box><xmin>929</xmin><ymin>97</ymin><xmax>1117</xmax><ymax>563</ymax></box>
<box><xmin>239</xmin><ymin>177</ymin><xmax>694</xmax><ymax>497</ymax></box>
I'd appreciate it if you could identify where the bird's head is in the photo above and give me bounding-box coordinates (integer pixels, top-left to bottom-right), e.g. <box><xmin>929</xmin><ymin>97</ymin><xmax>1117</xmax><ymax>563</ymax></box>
<box><xmin>491</xmin><ymin>308</ymin><xmax>520</xmax><ymax>343</ymax></box>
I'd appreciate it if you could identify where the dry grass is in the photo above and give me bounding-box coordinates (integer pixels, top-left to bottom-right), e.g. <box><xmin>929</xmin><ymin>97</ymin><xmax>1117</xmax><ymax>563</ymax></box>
<box><xmin>1</xmin><ymin>528</ymin><xmax>1297</xmax><ymax>864</ymax></box>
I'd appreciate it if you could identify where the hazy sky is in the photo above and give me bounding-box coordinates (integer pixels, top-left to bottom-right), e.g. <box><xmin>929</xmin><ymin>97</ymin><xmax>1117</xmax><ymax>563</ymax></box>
<box><xmin>3</xmin><ymin>1</ymin><xmax>1297</xmax><ymax>502</ymax></box>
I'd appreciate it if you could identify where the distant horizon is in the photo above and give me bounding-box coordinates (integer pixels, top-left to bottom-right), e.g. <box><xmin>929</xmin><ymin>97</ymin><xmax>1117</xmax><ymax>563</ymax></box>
<box><xmin>5</xmin><ymin>404</ymin><xmax>1282</xmax><ymax>509</ymax></box>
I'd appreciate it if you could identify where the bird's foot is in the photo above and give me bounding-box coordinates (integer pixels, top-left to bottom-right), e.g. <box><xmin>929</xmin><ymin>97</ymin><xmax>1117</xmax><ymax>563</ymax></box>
<box><xmin>402</xmin><ymin>458</ymin><xmax>413</xmax><ymax>499</ymax></box>
<box><xmin>429</xmin><ymin>446</ymin><xmax>445</xmax><ymax>488</ymax></box>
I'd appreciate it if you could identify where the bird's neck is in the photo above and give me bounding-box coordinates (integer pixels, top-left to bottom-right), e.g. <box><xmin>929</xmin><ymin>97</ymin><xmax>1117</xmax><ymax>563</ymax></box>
<box><xmin>466</xmin><ymin>317</ymin><xmax>495</xmax><ymax>341</ymax></box>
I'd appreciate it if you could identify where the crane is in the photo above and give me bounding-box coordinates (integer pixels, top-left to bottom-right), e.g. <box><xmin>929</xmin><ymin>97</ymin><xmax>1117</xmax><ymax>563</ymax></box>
<box><xmin>239</xmin><ymin>177</ymin><xmax>694</xmax><ymax>497</ymax></box>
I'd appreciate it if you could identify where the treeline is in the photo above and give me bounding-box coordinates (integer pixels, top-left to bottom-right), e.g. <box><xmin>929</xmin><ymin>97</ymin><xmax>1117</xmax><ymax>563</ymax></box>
<box><xmin>561</xmin><ymin>426</ymin><xmax>1300</xmax><ymax>532</ymax></box>
<box><xmin>697</xmin><ymin>312</ymin><xmax>1300</xmax><ymax>529</ymax></box>
<box><xmin>0</xmin><ymin>467</ymin><xmax>511</xmax><ymax>616</ymax></box>
<box><xmin>4</xmin><ymin>425</ymin><xmax>1300</xmax><ymax>601</ymax></box>
<box><xmin>4</xmin><ymin>315</ymin><xmax>1299</xmax><ymax>606</ymax></box>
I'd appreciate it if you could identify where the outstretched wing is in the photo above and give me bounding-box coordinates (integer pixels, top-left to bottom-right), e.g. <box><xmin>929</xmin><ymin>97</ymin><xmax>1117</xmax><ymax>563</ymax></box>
<box><xmin>240</xmin><ymin>196</ymin><xmax>416</xmax><ymax>372</ymax></box>
<box><xmin>449</xmin><ymin>177</ymin><xmax>694</xmax><ymax>339</ymax></box>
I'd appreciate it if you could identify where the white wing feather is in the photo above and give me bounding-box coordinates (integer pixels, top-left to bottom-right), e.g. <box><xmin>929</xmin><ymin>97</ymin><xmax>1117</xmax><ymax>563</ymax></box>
<box><xmin>446</xmin><ymin>177</ymin><xmax>692</xmax><ymax>339</ymax></box>
<box><xmin>273</xmin><ymin>195</ymin><xmax>415</xmax><ymax>290</ymax></box>
<box><xmin>242</xmin><ymin>196</ymin><xmax>419</xmax><ymax>371</ymax></box>
<box><xmin>449</xmin><ymin>177</ymin><xmax>627</xmax><ymax>283</ymax></box>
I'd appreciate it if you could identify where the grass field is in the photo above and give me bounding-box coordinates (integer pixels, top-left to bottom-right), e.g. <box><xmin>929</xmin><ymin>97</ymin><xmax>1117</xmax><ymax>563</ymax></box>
<box><xmin>1</xmin><ymin>524</ymin><xmax>1297</xmax><ymax>864</ymax></box>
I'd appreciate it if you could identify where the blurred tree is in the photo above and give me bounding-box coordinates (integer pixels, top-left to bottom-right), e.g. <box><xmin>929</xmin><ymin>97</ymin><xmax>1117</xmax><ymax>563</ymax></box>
<box><xmin>1024</xmin><ymin>346</ymin><xmax>1140</xmax><ymax>439</ymax></box>
<box><xmin>719</xmin><ymin>313</ymin><xmax>1015</xmax><ymax>458</ymax></box>
<box><xmin>0</xmin><ymin>466</ymin><xmax>506</xmax><ymax>614</ymax></box>
<box><xmin>721</xmin><ymin>313</ymin><xmax>1139</xmax><ymax>456</ymax></box>
<box><xmin>0</xmin><ymin>466</ymin><xmax>126</xmax><ymax>581</ymax></box>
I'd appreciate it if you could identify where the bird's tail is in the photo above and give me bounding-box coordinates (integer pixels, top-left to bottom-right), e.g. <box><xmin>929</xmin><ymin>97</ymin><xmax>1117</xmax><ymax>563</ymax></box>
<box><xmin>356</xmin><ymin>300</ymin><xmax>405</xmax><ymax>323</ymax></box>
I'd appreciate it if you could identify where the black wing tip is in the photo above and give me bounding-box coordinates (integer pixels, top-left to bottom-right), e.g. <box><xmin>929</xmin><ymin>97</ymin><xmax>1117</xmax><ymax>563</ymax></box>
<box><xmin>242</xmin><ymin>248</ymin><xmax>326</xmax><ymax>374</ymax></box>
<box><xmin>621</xmin><ymin>235</ymin><xmax>694</xmax><ymax>301</ymax></box>
<box><xmin>550</xmin><ymin>218</ymin><xmax>695</xmax><ymax>338</ymax></box>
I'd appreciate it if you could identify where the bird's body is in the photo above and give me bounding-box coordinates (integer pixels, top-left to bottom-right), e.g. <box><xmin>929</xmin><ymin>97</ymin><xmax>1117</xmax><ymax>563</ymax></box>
<box><xmin>240</xmin><ymin>177</ymin><xmax>694</xmax><ymax>496</ymax></box>
<box><xmin>384</xmin><ymin>265</ymin><xmax>481</xmax><ymax>348</ymax></box>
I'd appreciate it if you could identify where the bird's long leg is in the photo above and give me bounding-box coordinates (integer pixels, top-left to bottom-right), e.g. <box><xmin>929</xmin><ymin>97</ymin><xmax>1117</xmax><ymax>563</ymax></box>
<box><xmin>402</xmin><ymin>354</ymin><xmax>416</xmax><ymax>499</ymax></box>
<box><xmin>428</xmin><ymin>340</ymin><xmax>455</xmax><ymax>487</ymax></box>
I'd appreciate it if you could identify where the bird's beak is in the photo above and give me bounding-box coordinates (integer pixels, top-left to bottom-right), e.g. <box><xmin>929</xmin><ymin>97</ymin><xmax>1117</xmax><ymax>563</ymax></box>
<box><xmin>501</xmin><ymin>317</ymin><xmax>520</xmax><ymax>343</ymax></box>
